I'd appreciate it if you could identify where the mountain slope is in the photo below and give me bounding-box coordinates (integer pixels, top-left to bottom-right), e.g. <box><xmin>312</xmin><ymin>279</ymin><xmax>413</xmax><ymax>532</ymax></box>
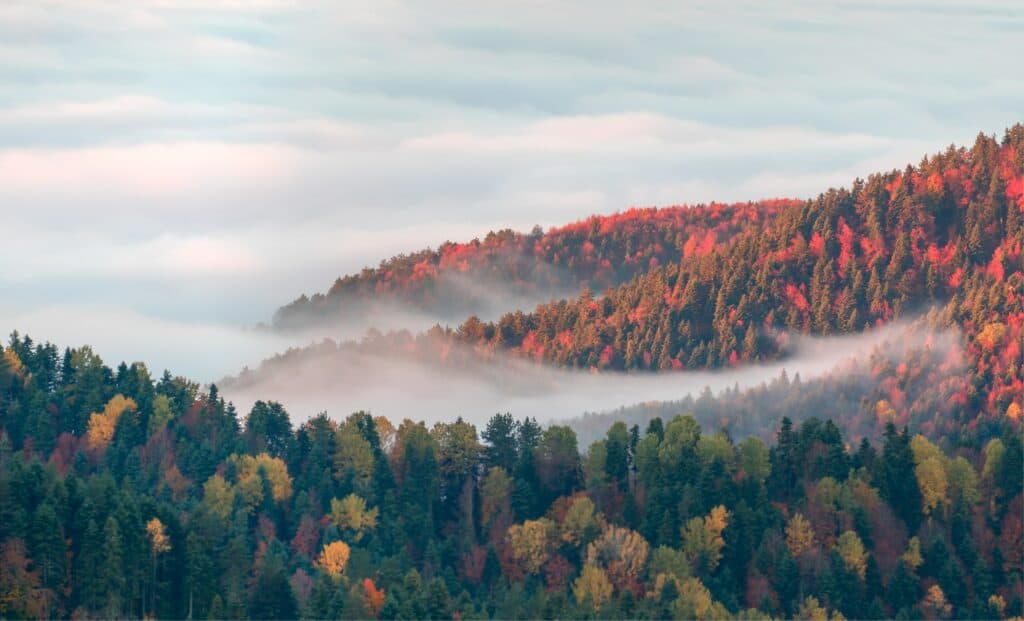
<box><xmin>272</xmin><ymin>199</ymin><xmax>800</xmax><ymax>330</ymax></box>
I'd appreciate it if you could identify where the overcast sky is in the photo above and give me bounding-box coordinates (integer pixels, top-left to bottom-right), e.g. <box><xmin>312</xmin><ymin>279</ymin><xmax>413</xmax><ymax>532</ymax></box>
<box><xmin>1</xmin><ymin>0</ymin><xmax>1022</xmax><ymax>379</ymax></box>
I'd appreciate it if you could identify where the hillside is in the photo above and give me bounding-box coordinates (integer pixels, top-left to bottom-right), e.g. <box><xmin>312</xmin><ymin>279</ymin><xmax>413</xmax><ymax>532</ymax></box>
<box><xmin>244</xmin><ymin>126</ymin><xmax>1024</xmax><ymax>434</ymax></box>
<box><xmin>272</xmin><ymin>200</ymin><xmax>800</xmax><ymax>330</ymax></box>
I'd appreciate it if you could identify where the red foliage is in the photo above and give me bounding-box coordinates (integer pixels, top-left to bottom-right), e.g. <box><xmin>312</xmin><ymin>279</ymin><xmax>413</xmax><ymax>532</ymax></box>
<box><xmin>363</xmin><ymin>578</ymin><xmax>386</xmax><ymax>618</ymax></box>
<box><xmin>785</xmin><ymin>284</ymin><xmax>810</xmax><ymax>312</ymax></box>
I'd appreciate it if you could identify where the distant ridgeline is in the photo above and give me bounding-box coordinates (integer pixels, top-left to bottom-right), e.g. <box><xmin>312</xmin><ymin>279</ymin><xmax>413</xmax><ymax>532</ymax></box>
<box><xmin>256</xmin><ymin>126</ymin><xmax>1024</xmax><ymax>430</ymax></box>
<box><xmin>272</xmin><ymin>199</ymin><xmax>800</xmax><ymax>329</ymax></box>
<box><xmin>0</xmin><ymin>335</ymin><xmax>1022</xmax><ymax>619</ymax></box>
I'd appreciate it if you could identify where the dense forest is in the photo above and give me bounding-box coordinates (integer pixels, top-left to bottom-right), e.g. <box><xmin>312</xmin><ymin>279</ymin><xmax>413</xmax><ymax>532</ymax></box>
<box><xmin>272</xmin><ymin>199</ymin><xmax>801</xmax><ymax>330</ymax></box>
<box><xmin>1</xmin><ymin>337</ymin><xmax>1022</xmax><ymax>619</ymax></box>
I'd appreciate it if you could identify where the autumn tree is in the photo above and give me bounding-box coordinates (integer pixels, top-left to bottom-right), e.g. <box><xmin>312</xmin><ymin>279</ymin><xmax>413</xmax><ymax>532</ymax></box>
<box><xmin>785</xmin><ymin>512</ymin><xmax>815</xmax><ymax>558</ymax></box>
<box><xmin>85</xmin><ymin>394</ymin><xmax>137</xmax><ymax>453</ymax></box>
<box><xmin>316</xmin><ymin>541</ymin><xmax>351</xmax><ymax>578</ymax></box>
<box><xmin>329</xmin><ymin>493</ymin><xmax>379</xmax><ymax>542</ymax></box>
<box><xmin>572</xmin><ymin>564</ymin><xmax>612</xmax><ymax>612</ymax></box>
<box><xmin>682</xmin><ymin>505</ymin><xmax>730</xmax><ymax>572</ymax></box>
<box><xmin>585</xmin><ymin>525</ymin><xmax>650</xmax><ymax>591</ymax></box>
<box><xmin>835</xmin><ymin>531</ymin><xmax>868</xmax><ymax>580</ymax></box>
<box><xmin>506</xmin><ymin>518</ymin><xmax>553</xmax><ymax>575</ymax></box>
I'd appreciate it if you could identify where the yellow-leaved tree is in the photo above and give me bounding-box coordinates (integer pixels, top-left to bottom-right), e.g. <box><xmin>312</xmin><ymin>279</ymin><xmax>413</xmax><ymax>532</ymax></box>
<box><xmin>146</xmin><ymin>518</ymin><xmax>171</xmax><ymax>615</ymax></box>
<box><xmin>561</xmin><ymin>496</ymin><xmax>599</xmax><ymax>548</ymax></box>
<box><xmin>202</xmin><ymin>474</ymin><xmax>236</xmax><ymax>521</ymax></box>
<box><xmin>798</xmin><ymin>596</ymin><xmax>846</xmax><ymax>620</ymax></box>
<box><xmin>329</xmin><ymin>494</ymin><xmax>379</xmax><ymax>542</ymax></box>
<box><xmin>572</xmin><ymin>565</ymin><xmax>612</xmax><ymax>612</ymax></box>
<box><xmin>835</xmin><ymin>531</ymin><xmax>867</xmax><ymax>579</ymax></box>
<box><xmin>785</xmin><ymin>512</ymin><xmax>815</xmax><ymax>558</ymax></box>
<box><xmin>585</xmin><ymin>525</ymin><xmax>649</xmax><ymax>591</ymax></box>
<box><xmin>230</xmin><ymin>453</ymin><xmax>293</xmax><ymax>505</ymax></box>
<box><xmin>682</xmin><ymin>505</ymin><xmax>730</xmax><ymax>571</ymax></box>
<box><xmin>316</xmin><ymin>541</ymin><xmax>351</xmax><ymax>578</ymax></box>
<box><xmin>86</xmin><ymin>395</ymin><xmax>137</xmax><ymax>453</ymax></box>
<box><xmin>506</xmin><ymin>518</ymin><xmax>553</xmax><ymax>575</ymax></box>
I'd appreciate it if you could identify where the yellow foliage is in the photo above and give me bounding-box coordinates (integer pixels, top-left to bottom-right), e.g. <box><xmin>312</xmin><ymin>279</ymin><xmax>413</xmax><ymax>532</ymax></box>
<box><xmin>561</xmin><ymin>496</ymin><xmax>599</xmax><ymax>548</ymax></box>
<box><xmin>983</xmin><ymin>438</ymin><xmax>1005</xmax><ymax>480</ymax></box>
<box><xmin>329</xmin><ymin>494</ymin><xmax>379</xmax><ymax>542</ymax></box>
<box><xmin>947</xmin><ymin>456</ymin><xmax>980</xmax><ymax>506</ymax></box>
<box><xmin>916</xmin><ymin>457</ymin><xmax>948</xmax><ymax>516</ymax></box>
<box><xmin>86</xmin><ymin>395</ymin><xmax>137</xmax><ymax>453</ymax></box>
<box><xmin>797</xmin><ymin>596</ymin><xmax>845</xmax><ymax>620</ymax></box>
<box><xmin>902</xmin><ymin>536</ymin><xmax>923</xmax><ymax>570</ymax></box>
<box><xmin>921</xmin><ymin>584</ymin><xmax>952</xmax><ymax>619</ymax></box>
<box><xmin>672</xmin><ymin>577</ymin><xmax>730</xmax><ymax>620</ymax></box>
<box><xmin>976</xmin><ymin>322</ymin><xmax>1007</xmax><ymax>350</ymax></box>
<box><xmin>682</xmin><ymin>505</ymin><xmax>730</xmax><ymax>571</ymax></box>
<box><xmin>146</xmin><ymin>518</ymin><xmax>171</xmax><ymax>554</ymax></box>
<box><xmin>875</xmin><ymin>399</ymin><xmax>897</xmax><ymax>424</ymax></box>
<box><xmin>316</xmin><ymin>541</ymin><xmax>351</xmax><ymax>578</ymax></box>
<box><xmin>202</xmin><ymin>474</ymin><xmax>235</xmax><ymax>520</ymax></box>
<box><xmin>798</xmin><ymin>596</ymin><xmax>830</xmax><ymax>621</ymax></box>
<box><xmin>230</xmin><ymin>453</ymin><xmax>293</xmax><ymax>504</ymax></box>
<box><xmin>836</xmin><ymin>531</ymin><xmax>867</xmax><ymax>580</ymax></box>
<box><xmin>910</xmin><ymin>435</ymin><xmax>944</xmax><ymax>465</ymax></box>
<box><xmin>785</xmin><ymin>513</ymin><xmax>815</xmax><ymax>558</ymax></box>
<box><xmin>585</xmin><ymin>525</ymin><xmax>649</xmax><ymax>591</ymax></box>
<box><xmin>507</xmin><ymin>518</ymin><xmax>553</xmax><ymax>575</ymax></box>
<box><xmin>572</xmin><ymin>565</ymin><xmax>612</xmax><ymax>611</ymax></box>
<box><xmin>1007</xmin><ymin>402</ymin><xmax>1023</xmax><ymax>422</ymax></box>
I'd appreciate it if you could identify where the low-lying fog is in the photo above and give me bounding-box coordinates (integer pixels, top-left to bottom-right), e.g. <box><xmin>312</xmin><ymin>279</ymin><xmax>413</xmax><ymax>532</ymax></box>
<box><xmin>220</xmin><ymin>320</ymin><xmax>959</xmax><ymax>429</ymax></box>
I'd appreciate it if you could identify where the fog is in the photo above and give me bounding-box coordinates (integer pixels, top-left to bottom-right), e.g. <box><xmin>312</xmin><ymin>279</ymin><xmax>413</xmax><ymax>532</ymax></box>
<box><xmin>219</xmin><ymin>319</ymin><xmax>959</xmax><ymax>430</ymax></box>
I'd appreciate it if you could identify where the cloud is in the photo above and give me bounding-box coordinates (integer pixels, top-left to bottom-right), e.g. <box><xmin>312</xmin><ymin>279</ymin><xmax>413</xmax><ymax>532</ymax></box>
<box><xmin>0</xmin><ymin>0</ymin><xmax>1021</xmax><ymax>341</ymax></box>
<box><xmin>217</xmin><ymin>319</ymin><xmax>960</xmax><ymax>429</ymax></box>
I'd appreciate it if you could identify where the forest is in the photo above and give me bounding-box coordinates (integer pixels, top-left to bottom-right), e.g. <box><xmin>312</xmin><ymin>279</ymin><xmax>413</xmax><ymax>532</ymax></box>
<box><xmin>1</xmin><ymin>338</ymin><xmax>1022</xmax><ymax>619</ymax></box>
<box><xmin>1</xmin><ymin>127</ymin><xmax>1023</xmax><ymax>620</ymax></box>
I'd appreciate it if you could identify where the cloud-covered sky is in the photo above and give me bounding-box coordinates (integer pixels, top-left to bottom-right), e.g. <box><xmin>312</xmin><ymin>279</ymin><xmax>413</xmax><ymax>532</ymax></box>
<box><xmin>2</xmin><ymin>0</ymin><xmax>1022</xmax><ymax>379</ymax></box>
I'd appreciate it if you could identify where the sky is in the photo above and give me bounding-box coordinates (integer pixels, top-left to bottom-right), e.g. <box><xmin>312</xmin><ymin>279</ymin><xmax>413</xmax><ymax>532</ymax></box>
<box><xmin>1</xmin><ymin>0</ymin><xmax>1022</xmax><ymax>380</ymax></box>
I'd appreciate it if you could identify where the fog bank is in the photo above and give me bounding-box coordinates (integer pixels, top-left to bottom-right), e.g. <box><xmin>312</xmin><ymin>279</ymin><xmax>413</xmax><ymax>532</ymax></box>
<box><xmin>220</xmin><ymin>320</ymin><xmax>959</xmax><ymax>429</ymax></box>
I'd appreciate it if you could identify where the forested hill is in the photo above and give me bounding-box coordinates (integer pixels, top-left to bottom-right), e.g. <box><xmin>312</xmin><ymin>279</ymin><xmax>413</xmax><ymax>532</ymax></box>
<box><xmin>0</xmin><ymin>336</ymin><xmax>1022</xmax><ymax>619</ymax></box>
<box><xmin>461</xmin><ymin>127</ymin><xmax>1023</xmax><ymax>376</ymax></box>
<box><xmin>243</xmin><ymin>126</ymin><xmax>1024</xmax><ymax>432</ymax></box>
<box><xmin>272</xmin><ymin>199</ymin><xmax>800</xmax><ymax>330</ymax></box>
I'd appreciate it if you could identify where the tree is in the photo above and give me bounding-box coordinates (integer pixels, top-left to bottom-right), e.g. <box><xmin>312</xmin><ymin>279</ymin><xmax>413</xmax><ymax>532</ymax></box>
<box><xmin>230</xmin><ymin>453</ymin><xmax>293</xmax><ymax>504</ymax></box>
<box><xmin>329</xmin><ymin>494</ymin><xmax>379</xmax><ymax>542</ymax></box>
<box><xmin>878</xmin><ymin>424</ymin><xmax>923</xmax><ymax>532</ymax></box>
<box><xmin>147</xmin><ymin>517</ymin><xmax>171</xmax><ymax>615</ymax></box>
<box><xmin>682</xmin><ymin>505</ymin><xmax>730</xmax><ymax>572</ymax></box>
<box><xmin>561</xmin><ymin>496</ymin><xmax>599</xmax><ymax>548</ymax></box>
<box><xmin>785</xmin><ymin>512</ymin><xmax>815</xmax><ymax>558</ymax></box>
<box><xmin>572</xmin><ymin>565</ymin><xmax>612</xmax><ymax>612</ymax></box>
<box><xmin>920</xmin><ymin>584</ymin><xmax>952</xmax><ymax>619</ymax></box>
<box><xmin>316</xmin><ymin>541</ymin><xmax>351</xmax><ymax>578</ymax></box>
<box><xmin>85</xmin><ymin>394</ymin><xmax>136</xmax><ymax>453</ymax></box>
<box><xmin>835</xmin><ymin>531</ymin><xmax>867</xmax><ymax>579</ymax></box>
<box><xmin>506</xmin><ymin>518</ymin><xmax>553</xmax><ymax>575</ymax></box>
<box><xmin>482</xmin><ymin>413</ymin><xmax>518</xmax><ymax>473</ymax></box>
<box><xmin>901</xmin><ymin>536</ymin><xmax>923</xmax><ymax>571</ymax></box>
<box><xmin>244</xmin><ymin>401</ymin><xmax>293</xmax><ymax>458</ymax></box>
<box><xmin>915</xmin><ymin>457</ymin><xmax>948</xmax><ymax>516</ymax></box>
<box><xmin>585</xmin><ymin>525</ymin><xmax>649</xmax><ymax>591</ymax></box>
